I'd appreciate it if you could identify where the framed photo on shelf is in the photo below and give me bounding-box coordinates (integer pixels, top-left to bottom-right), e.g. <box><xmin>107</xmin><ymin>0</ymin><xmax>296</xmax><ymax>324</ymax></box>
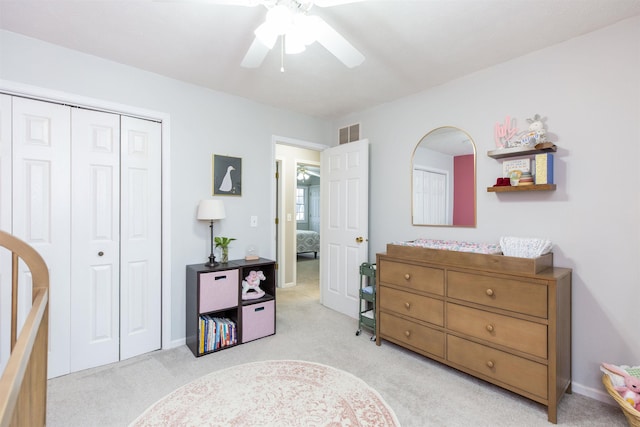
<box><xmin>213</xmin><ymin>155</ymin><xmax>242</xmax><ymax>196</ymax></box>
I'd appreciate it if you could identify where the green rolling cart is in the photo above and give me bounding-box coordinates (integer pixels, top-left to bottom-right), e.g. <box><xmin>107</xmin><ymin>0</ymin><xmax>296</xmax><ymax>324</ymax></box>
<box><xmin>355</xmin><ymin>262</ymin><xmax>376</xmax><ymax>341</ymax></box>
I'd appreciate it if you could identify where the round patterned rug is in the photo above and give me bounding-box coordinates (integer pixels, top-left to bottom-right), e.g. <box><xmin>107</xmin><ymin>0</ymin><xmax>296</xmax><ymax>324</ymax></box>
<box><xmin>130</xmin><ymin>360</ymin><xmax>400</xmax><ymax>427</ymax></box>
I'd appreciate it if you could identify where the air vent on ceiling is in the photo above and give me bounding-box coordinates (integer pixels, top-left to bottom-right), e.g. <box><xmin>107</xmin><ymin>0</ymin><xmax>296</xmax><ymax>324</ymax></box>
<box><xmin>339</xmin><ymin>123</ymin><xmax>360</xmax><ymax>144</ymax></box>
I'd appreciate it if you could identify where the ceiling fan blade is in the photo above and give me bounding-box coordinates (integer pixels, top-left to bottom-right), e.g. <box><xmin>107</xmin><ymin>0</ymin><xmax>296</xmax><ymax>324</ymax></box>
<box><xmin>312</xmin><ymin>16</ymin><xmax>364</xmax><ymax>68</ymax></box>
<box><xmin>241</xmin><ymin>37</ymin><xmax>272</xmax><ymax>68</ymax></box>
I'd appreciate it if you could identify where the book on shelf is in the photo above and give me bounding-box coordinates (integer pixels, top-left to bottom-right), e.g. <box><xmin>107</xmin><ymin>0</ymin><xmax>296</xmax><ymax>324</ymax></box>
<box><xmin>199</xmin><ymin>315</ymin><xmax>237</xmax><ymax>352</ymax></box>
<box><xmin>535</xmin><ymin>153</ymin><xmax>554</xmax><ymax>184</ymax></box>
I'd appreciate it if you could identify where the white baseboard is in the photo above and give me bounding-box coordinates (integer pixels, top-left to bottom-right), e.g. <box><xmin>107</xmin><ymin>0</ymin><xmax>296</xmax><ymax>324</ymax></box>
<box><xmin>164</xmin><ymin>337</ymin><xmax>186</xmax><ymax>350</ymax></box>
<box><xmin>571</xmin><ymin>381</ymin><xmax>618</xmax><ymax>408</ymax></box>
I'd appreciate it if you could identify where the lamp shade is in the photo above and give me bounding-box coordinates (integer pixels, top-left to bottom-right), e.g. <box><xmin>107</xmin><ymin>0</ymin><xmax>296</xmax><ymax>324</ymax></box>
<box><xmin>197</xmin><ymin>199</ymin><xmax>226</xmax><ymax>221</ymax></box>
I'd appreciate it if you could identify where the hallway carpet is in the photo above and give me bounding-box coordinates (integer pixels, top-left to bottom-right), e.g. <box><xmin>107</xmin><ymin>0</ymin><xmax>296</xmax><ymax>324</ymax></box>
<box><xmin>296</xmin><ymin>253</ymin><xmax>319</xmax><ymax>287</ymax></box>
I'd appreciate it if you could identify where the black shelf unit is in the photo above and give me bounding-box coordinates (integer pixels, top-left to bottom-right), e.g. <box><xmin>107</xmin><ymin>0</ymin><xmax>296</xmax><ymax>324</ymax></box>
<box><xmin>186</xmin><ymin>258</ymin><xmax>276</xmax><ymax>357</ymax></box>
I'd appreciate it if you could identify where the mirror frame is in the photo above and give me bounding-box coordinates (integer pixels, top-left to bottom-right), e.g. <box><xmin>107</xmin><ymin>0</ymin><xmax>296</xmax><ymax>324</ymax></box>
<box><xmin>411</xmin><ymin>126</ymin><xmax>477</xmax><ymax>227</ymax></box>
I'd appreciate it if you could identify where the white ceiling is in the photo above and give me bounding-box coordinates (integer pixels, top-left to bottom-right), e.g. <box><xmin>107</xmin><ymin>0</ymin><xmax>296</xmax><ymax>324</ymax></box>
<box><xmin>1</xmin><ymin>0</ymin><xmax>639</xmax><ymax>119</ymax></box>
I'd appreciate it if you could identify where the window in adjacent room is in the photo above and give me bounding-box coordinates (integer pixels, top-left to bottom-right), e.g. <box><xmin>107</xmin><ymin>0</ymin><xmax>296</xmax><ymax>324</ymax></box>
<box><xmin>296</xmin><ymin>187</ymin><xmax>308</xmax><ymax>222</ymax></box>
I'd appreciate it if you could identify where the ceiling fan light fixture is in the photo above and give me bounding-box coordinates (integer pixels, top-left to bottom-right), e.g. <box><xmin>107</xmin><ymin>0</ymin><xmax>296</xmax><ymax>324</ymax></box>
<box><xmin>266</xmin><ymin>4</ymin><xmax>293</xmax><ymax>34</ymax></box>
<box><xmin>292</xmin><ymin>14</ymin><xmax>317</xmax><ymax>46</ymax></box>
<box><xmin>285</xmin><ymin>34</ymin><xmax>306</xmax><ymax>54</ymax></box>
<box><xmin>297</xmin><ymin>166</ymin><xmax>310</xmax><ymax>181</ymax></box>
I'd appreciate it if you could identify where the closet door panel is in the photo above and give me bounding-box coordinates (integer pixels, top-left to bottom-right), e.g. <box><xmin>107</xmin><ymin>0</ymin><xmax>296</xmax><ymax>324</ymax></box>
<box><xmin>70</xmin><ymin>108</ymin><xmax>120</xmax><ymax>371</ymax></box>
<box><xmin>12</xmin><ymin>96</ymin><xmax>71</xmax><ymax>378</ymax></box>
<box><xmin>119</xmin><ymin>116</ymin><xmax>161</xmax><ymax>360</ymax></box>
<box><xmin>0</xmin><ymin>94</ymin><xmax>11</xmax><ymax>374</ymax></box>
<box><xmin>0</xmin><ymin>95</ymin><xmax>10</xmax><ymax>233</ymax></box>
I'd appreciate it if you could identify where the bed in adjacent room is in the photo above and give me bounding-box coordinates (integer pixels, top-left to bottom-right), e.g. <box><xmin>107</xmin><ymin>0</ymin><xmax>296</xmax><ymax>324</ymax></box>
<box><xmin>296</xmin><ymin>230</ymin><xmax>320</xmax><ymax>258</ymax></box>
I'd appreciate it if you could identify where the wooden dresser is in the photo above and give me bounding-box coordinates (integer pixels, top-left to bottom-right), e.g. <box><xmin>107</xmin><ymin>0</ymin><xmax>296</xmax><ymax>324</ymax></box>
<box><xmin>376</xmin><ymin>244</ymin><xmax>571</xmax><ymax>423</ymax></box>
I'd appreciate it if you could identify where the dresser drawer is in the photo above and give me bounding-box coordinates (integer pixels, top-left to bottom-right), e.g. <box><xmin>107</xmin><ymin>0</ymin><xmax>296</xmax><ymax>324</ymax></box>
<box><xmin>446</xmin><ymin>303</ymin><xmax>547</xmax><ymax>358</ymax></box>
<box><xmin>447</xmin><ymin>335</ymin><xmax>548</xmax><ymax>399</ymax></box>
<box><xmin>380</xmin><ymin>312</ymin><xmax>444</xmax><ymax>358</ymax></box>
<box><xmin>199</xmin><ymin>269</ymin><xmax>239</xmax><ymax>313</ymax></box>
<box><xmin>380</xmin><ymin>286</ymin><xmax>444</xmax><ymax>326</ymax></box>
<box><xmin>379</xmin><ymin>260</ymin><xmax>444</xmax><ymax>295</ymax></box>
<box><xmin>448</xmin><ymin>271</ymin><xmax>547</xmax><ymax>318</ymax></box>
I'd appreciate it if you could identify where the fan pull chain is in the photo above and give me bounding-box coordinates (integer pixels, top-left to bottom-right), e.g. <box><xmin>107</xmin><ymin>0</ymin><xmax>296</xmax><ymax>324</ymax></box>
<box><xmin>280</xmin><ymin>35</ymin><xmax>285</xmax><ymax>72</ymax></box>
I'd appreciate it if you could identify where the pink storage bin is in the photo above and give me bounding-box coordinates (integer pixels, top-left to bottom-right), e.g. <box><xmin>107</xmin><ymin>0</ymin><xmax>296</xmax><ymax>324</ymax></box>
<box><xmin>199</xmin><ymin>269</ymin><xmax>239</xmax><ymax>313</ymax></box>
<box><xmin>242</xmin><ymin>300</ymin><xmax>275</xmax><ymax>343</ymax></box>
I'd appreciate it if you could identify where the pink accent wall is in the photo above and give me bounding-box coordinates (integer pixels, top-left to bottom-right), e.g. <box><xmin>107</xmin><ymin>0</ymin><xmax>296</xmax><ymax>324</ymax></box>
<box><xmin>453</xmin><ymin>155</ymin><xmax>474</xmax><ymax>226</ymax></box>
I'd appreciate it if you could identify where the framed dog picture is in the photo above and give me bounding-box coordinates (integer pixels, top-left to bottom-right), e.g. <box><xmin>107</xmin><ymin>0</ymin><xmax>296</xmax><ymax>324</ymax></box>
<box><xmin>213</xmin><ymin>155</ymin><xmax>242</xmax><ymax>196</ymax></box>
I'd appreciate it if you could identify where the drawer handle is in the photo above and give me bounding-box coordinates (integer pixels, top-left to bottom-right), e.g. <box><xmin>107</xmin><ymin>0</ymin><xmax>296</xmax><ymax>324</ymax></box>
<box><xmin>215</xmin><ymin>275</ymin><xmax>227</xmax><ymax>280</ymax></box>
<box><xmin>404</xmin><ymin>302</ymin><xmax>411</xmax><ymax>310</ymax></box>
<box><xmin>486</xmin><ymin>360</ymin><xmax>495</xmax><ymax>369</ymax></box>
<box><xmin>404</xmin><ymin>273</ymin><xmax>410</xmax><ymax>280</ymax></box>
<box><xmin>486</xmin><ymin>324</ymin><xmax>494</xmax><ymax>333</ymax></box>
<box><xmin>404</xmin><ymin>330</ymin><xmax>411</xmax><ymax>338</ymax></box>
<box><xmin>485</xmin><ymin>288</ymin><xmax>494</xmax><ymax>297</ymax></box>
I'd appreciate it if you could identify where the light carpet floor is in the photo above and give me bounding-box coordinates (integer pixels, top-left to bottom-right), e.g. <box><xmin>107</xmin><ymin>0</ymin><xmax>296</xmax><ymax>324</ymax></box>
<box><xmin>130</xmin><ymin>360</ymin><xmax>400</xmax><ymax>426</ymax></box>
<box><xmin>47</xmin><ymin>258</ymin><xmax>626</xmax><ymax>426</ymax></box>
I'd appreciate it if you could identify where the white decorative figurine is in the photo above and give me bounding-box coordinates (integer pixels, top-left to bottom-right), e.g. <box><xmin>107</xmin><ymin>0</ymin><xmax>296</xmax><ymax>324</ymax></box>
<box><xmin>506</xmin><ymin>114</ymin><xmax>548</xmax><ymax>148</ymax></box>
<box><xmin>242</xmin><ymin>270</ymin><xmax>266</xmax><ymax>300</ymax></box>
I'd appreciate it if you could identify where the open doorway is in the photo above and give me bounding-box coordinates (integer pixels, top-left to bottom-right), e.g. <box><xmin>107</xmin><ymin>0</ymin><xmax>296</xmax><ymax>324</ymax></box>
<box><xmin>274</xmin><ymin>140</ymin><xmax>323</xmax><ymax>292</ymax></box>
<box><xmin>273</xmin><ymin>137</ymin><xmax>369</xmax><ymax>318</ymax></box>
<box><xmin>295</xmin><ymin>162</ymin><xmax>320</xmax><ymax>295</ymax></box>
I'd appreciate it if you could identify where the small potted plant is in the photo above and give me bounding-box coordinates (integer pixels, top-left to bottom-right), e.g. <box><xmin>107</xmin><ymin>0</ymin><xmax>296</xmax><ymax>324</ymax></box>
<box><xmin>214</xmin><ymin>236</ymin><xmax>236</xmax><ymax>264</ymax></box>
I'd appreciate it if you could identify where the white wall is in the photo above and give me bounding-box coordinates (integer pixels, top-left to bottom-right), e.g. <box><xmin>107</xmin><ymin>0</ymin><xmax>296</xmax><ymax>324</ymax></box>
<box><xmin>335</xmin><ymin>16</ymin><xmax>640</xmax><ymax>401</ymax></box>
<box><xmin>0</xmin><ymin>30</ymin><xmax>332</xmax><ymax>343</ymax></box>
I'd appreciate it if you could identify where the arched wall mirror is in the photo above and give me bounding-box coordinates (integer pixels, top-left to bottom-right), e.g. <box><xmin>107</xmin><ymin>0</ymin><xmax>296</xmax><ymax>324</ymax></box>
<box><xmin>412</xmin><ymin>126</ymin><xmax>476</xmax><ymax>227</ymax></box>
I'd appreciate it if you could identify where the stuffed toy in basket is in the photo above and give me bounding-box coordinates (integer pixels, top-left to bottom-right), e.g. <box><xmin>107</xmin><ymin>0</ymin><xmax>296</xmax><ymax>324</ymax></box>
<box><xmin>601</xmin><ymin>363</ymin><xmax>640</xmax><ymax>426</ymax></box>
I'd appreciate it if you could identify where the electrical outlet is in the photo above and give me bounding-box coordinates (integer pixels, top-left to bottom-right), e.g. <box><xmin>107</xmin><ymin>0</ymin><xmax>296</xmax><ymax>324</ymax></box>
<box><xmin>250</xmin><ymin>216</ymin><xmax>258</xmax><ymax>227</ymax></box>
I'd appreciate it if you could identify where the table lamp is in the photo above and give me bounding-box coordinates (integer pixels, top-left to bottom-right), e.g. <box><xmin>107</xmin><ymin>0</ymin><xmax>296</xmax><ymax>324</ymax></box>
<box><xmin>197</xmin><ymin>199</ymin><xmax>226</xmax><ymax>267</ymax></box>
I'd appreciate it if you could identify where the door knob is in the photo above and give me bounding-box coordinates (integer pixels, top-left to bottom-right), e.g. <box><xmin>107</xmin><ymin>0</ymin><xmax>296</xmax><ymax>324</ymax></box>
<box><xmin>355</xmin><ymin>236</ymin><xmax>364</xmax><ymax>243</ymax></box>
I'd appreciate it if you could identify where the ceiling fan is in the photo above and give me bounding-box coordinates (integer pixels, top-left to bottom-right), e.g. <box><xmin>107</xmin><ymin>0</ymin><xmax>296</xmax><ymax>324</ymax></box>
<box><xmin>206</xmin><ymin>0</ymin><xmax>366</xmax><ymax>69</ymax></box>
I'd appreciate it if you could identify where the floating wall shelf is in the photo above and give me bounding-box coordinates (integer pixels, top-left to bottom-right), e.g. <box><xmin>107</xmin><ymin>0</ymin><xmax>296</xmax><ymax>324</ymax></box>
<box><xmin>487</xmin><ymin>143</ymin><xmax>558</xmax><ymax>193</ymax></box>
<box><xmin>487</xmin><ymin>145</ymin><xmax>557</xmax><ymax>160</ymax></box>
<box><xmin>487</xmin><ymin>184</ymin><xmax>557</xmax><ymax>193</ymax></box>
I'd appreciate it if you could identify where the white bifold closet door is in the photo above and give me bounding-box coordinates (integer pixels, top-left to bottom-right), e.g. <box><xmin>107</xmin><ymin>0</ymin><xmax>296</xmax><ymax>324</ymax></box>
<box><xmin>118</xmin><ymin>115</ymin><xmax>161</xmax><ymax>361</ymax></box>
<box><xmin>6</xmin><ymin>95</ymin><xmax>161</xmax><ymax>378</ymax></box>
<box><xmin>412</xmin><ymin>168</ymin><xmax>448</xmax><ymax>225</ymax></box>
<box><xmin>12</xmin><ymin>96</ymin><xmax>72</xmax><ymax>377</ymax></box>
<box><xmin>0</xmin><ymin>95</ymin><xmax>11</xmax><ymax>373</ymax></box>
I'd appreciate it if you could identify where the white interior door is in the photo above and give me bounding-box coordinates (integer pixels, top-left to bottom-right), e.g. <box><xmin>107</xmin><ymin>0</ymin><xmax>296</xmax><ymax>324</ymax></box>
<box><xmin>70</xmin><ymin>108</ymin><xmax>121</xmax><ymax>371</ymax></box>
<box><xmin>320</xmin><ymin>139</ymin><xmax>369</xmax><ymax>318</ymax></box>
<box><xmin>0</xmin><ymin>94</ymin><xmax>12</xmax><ymax>374</ymax></box>
<box><xmin>12</xmin><ymin>96</ymin><xmax>72</xmax><ymax>378</ymax></box>
<box><xmin>119</xmin><ymin>116</ymin><xmax>162</xmax><ymax>360</ymax></box>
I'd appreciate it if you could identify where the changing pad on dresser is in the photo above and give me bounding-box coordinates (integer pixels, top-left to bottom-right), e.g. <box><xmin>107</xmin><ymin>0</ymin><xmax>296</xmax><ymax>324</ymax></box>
<box><xmin>392</xmin><ymin>238</ymin><xmax>502</xmax><ymax>255</ymax></box>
